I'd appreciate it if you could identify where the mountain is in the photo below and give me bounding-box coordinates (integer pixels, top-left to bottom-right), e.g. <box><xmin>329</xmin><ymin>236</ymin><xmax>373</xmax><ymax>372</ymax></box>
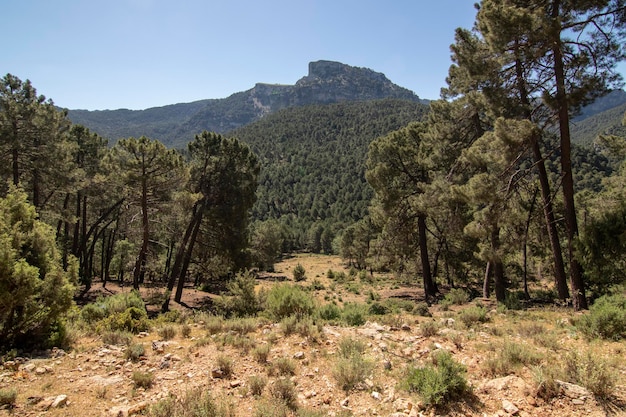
<box><xmin>571</xmin><ymin>90</ymin><xmax>626</xmax><ymax>146</ymax></box>
<box><xmin>67</xmin><ymin>60</ymin><xmax>425</xmax><ymax>148</ymax></box>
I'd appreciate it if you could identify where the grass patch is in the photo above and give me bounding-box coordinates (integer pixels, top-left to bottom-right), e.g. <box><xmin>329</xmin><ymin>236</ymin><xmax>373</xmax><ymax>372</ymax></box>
<box><xmin>248</xmin><ymin>375</ymin><xmax>267</xmax><ymax>396</ymax></box>
<box><xmin>0</xmin><ymin>388</ymin><xmax>17</xmax><ymax>409</ymax></box>
<box><xmin>483</xmin><ymin>341</ymin><xmax>542</xmax><ymax>377</ymax></box>
<box><xmin>132</xmin><ymin>371</ymin><xmax>154</xmax><ymax>389</ymax></box>
<box><xmin>270</xmin><ymin>378</ymin><xmax>298</xmax><ymax>410</ymax></box>
<box><xmin>124</xmin><ymin>343</ymin><xmax>145</xmax><ymax>362</ymax></box>
<box><xmin>148</xmin><ymin>387</ymin><xmax>234</xmax><ymax>417</ymax></box>
<box><xmin>269</xmin><ymin>357</ymin><xmax>296</xmax><ymax>377</ymax></box>
<box><xmin>563</xmin><ymin>350</ymin><xmax>617</xmax><ymax>399</ymax></box>
<box><xmin>458</xmin><ymin>305</ymin><xmax>488</xmax><ymax>328</ymax></box>
<box><xmin>157</xmin><ymin>324</ymin><xmax>177</xmax><ymax>340</ymax></box>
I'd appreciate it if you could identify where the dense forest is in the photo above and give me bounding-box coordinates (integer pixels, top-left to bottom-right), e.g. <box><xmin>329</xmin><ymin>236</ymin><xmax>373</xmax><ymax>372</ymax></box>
<box><xmin>1</xmin><ymin>0</ymin><xmax>626</xmax><ymax>354</ymax></box>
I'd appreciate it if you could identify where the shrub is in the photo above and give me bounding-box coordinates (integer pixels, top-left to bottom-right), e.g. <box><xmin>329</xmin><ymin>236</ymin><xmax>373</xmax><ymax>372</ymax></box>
<box><xmin>248</xmin><ymin>375</ymin><xmax>267</xmax><ymax>396</ymax></box>
<box><xmin>337</xmin><ymin>337</ymin><xmax>366</xmax><ymax>358</ymax></box>
<box><xmin>441</xmin><ymin>288</ymin><xmax>469</xmax><ymax>307</ymax></box>
<box><xmin>281</xmin><ymin>316</ymin><xmax>321</xmax><ymax>340</ymax></box>
<box><xmin>215</xmin><ymin>354</ymin><xmax>233</xmax><ymax>378</ymax></box>
<box><xmin>318</xmin><ymin>303</ymin><xmax>341</xmax><ymax>321</ymax></box>
<box><xmin>98</xmin><ymin>306</ymin><xmax>150</xmax><ymax>334</ymax></box>
<box><xmin>0</xmin><ymin>188</ymin><xmax>76</xmax><ymax>350</ymax></box>
<box><xmin>181</xmin><ymin>323</ymin><xmax>192</xmax><ymax>338</ymax></box>
<box><xmin>0</xmin><ymin>388</ymin><xmax>17</xmax><ymax>408</ymax></box>
<box><xmin>341</xmin><ymin>303</ymin><xmax>368</xmax><ymax>326</ymax></box>
<box><xmin>532</xmin><ymin>365</ymin><xmax>562</xmax><ymax>401</ymax></box>
<box><xmin>563</xmin><ymin>350</ymin><xmax>617</xmax><ymax>399</ymax></box>
<box><xmin>101</xmin><ymin>330</ymin><xmax>133</xmax><ymax>346</ymax></box>
<box><xmin>368</xmin><ymin>302</ymin><xmax>389</xmax><ymax>315</ymax></box>
<box><xmin>132</xmin><ymin>371</ymin><xmax>154</xmax><ymax>389</ymax></box>
<box><xmin>254</xmin><ymin>399</ymin><xmax>290</xmax><ymax>417</ymax></box>
<box><xmin>148</xmin><ymin>388</ymin><xmax>234</xmax><ymax>417</ymax></box>
<box><xmin>253</xmin><ymin>343</ymin><xmax>271</xmax><ymax>364</ymax></box>
<box><xmin>420</xmin><ymin>320</ymin><xmax>440</xmax><ymax>337</ymax></box>
<box><xmin>157</xmin><ymin>324</ymin><xmax>177</xmax><ymax>340</ymax></box>
<box><xmin>402</xmin><ymin>350</ymin><xmax>470</xmax><ymax>407</ymax></box>
<box><xmin>293</xmin><ymin>263</ymin><xmax>306</xmax><ymax>282</ymax></box>
<box><xmin>333</xmin><ymin>352</ymin><xmax>374</xmax><ymax>392</ymax></box>
<box><xmin>124</xmin><ymin>343</ymin><xmax>145</xmax><ymax>362</ymax></box>
<box><xmin>271</xmin><ymin>378</ymin><xmax>298</xmax><ymax>410</ymax></box>
<box><xmin>215</xmin><ymin>270</ymin><xmax>262</xmax><ymax>317</ymax></box>
<box><xmin>458</xmin><ymin>305</ymin><xmax>488</xmax><ymax>328</ymax></box>
<box><xmin>576</xmin><ymin>294</ymin><xmax>626</xmax><ymax>340</ymax></box>
<box><xmin>265</xmin><ymin>284</ymin><xmax>315</xmax><ymax>320</ymax></box>
<box><xmin>412</xmin><ymin>302</ymin><xmax>432</xmax><ymax>317</ymax></box>
<box><xmin>269</xmin><ymin>357</ymin><xmax>296</xmax><ymax>377</ymax></box>
<box><xmin>483</xmin><ymin>341</ymin><xmax>542</xmax><ymax>377</ymax></box>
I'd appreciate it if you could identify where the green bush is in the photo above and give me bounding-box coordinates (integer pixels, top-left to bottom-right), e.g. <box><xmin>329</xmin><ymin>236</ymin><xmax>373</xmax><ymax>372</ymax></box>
<box><xmin>98</xmin><ymin>307</ymin><xmax>150</xmax><ymax>334</ymax></box>
<box><xmin>577</xmin><ymin>294</ymin><xmax>626</xmax><ymax>340</ymax></box>
<box><xmin>333</xmin><ymin>351</ymin><xmax>373</xmax><ymax>392</ymax></box>
<box><xmin>458</xmin><ymin>305</ymin><xmax>488</xmax><ymax>328</ymax></box>
<box><xmin>368</xmin><ymin>302</ymin><xmax>390</xmax><ymax>315</ymax></box>
<box><xmin>82</xmin><ymin>291</ymin><xmax>146</xmax><ymax>325</ymax></box>
<box><xmin>269</xmin><ymin>357</ymin><xmax>296</xmax><ymax>377</ymax></box>
<box><xmin>157</xmin><ymin>324</ymin><xmax>177</xmax><ymax>340</ymax></box>
<box><xmin>563</xmin><ymin>350</ymin><xmax>617</xmax><ymax>399</ymax></box>
<box><xmin>271</xmin><ymin>378</ymin><xmax>298</xmax><ymax>410</ymax></box>
<box><xmin>483</xmin><ymin>341</ymin><xmax>542</xmax><ymax>377</ymax></box>
<box><xmin>101</xmin><ymin>330</ymin><xmax>133</xmax><ymax>346</ymax></box>
<box><xmin>0</xmin><ymin>188</ymin><xmax>76</xmax><ymax>350</ymax></box>
<box><xmin>341</xmin><ymin>303</ymin><xmax>368</xmax><ymax>326</ymax></box>
<box><xmin>248</xmin><ymin>375</ymin><xmax>267</xmax><ymax>396</ymax></box>
<box><xmin>0</xmin><ymin>388</ymin><xmax>17</xmax><ymax>408</ymax></box>
<box><xmin>125</xmin><ymin>343</ymin><xmax>145</xmax><ymax>362</ymax></box>
<box><xmin>132</xmin><ymin>371</ymin><xmax>154</xmax><ymax>389</ymax></box>
<box><xmin>293</xmin><ymin>263</ymin><xmax>306</xmax><ymax>282</ymax></box>
<box><xmin>265</xmin><ymin>284</ymin><xmax>315</xmax><ymax>320</ymax></box>
<box><xmin>216</xmin><ymin>270</ymin><xmax>262</xmax><ymax>318</ymax></box>
<box><xmin>318</xmin><ymin>303</ymin><xmax>341</xmax><ymax>321</ymax></box>
<box><xmin>441</xmin><ymin>288</ymin><xmax>469</xmax><ymax>307</ymax></box>
<box><xmin>402</xmin><ymin>350</ymin><xmax>470</xmax><ymax>407</ymax></box>
<box><xmin>148</xmin><ymin>387</ymin><xmax>233</xmax><ymax>417</ymax></box>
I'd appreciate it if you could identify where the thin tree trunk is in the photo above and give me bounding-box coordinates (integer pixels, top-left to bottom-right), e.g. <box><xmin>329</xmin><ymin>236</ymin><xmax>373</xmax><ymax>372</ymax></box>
<box><xmin>418</xmin><ymin>213</ymin><xmax>437</xmax><ymax>298</ymax></box>
<box><xmin>551</xmin><ymin>1</ymin><xmax>587</xmax><ymax>309</ymax></box>
<box><xmin>491</xmin><ymin>225</ymin><xmax>506</xmax><ymax>303</ymax></box>
<box><xmin>175</xmin><ymin>213</ymin><xmax>203</xmax><ymax>303</ymax></box>
<box><xmin>483</xmin><ymin>261</ymin><xmax>492</xmax><ymax>299</ymax></box>
<box><xmin>133</xmin><ymin>177</ymin><xmax>149</xmax><ymax>290</ymax></box>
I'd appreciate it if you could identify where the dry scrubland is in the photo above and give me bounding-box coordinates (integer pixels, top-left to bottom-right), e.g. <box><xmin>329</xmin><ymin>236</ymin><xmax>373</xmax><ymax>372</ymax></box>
<box><xmin>1</xmin><ymin>254</ymin><xmax>625</xmax><ymax>417</ymax></box>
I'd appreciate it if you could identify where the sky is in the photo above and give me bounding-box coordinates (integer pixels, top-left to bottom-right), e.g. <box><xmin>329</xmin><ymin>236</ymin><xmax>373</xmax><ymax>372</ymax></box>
<box><xmin>3</xmin><ymin>1</ymin><xmax>483</xmax><ymax>110</ymax></box>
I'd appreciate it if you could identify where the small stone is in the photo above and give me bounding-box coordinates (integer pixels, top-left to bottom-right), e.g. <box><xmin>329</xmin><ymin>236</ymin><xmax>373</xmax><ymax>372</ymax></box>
<box><xmin>401</xmin><ymin>323</ymin><xmax>411</xmax><ymax>331</ymax></box>
<box><xmin>382</xmin><ymin>360</ymin><xmax>392</xmax><ymax>370</ymax></box>
<box><xmin>51</xmin><ymin>394</ymin><xmax>68</xmax><ymax>408</ymax></box>
<box><xmin>22</xmin><ymin>363</ymin><xmax>36</xmax><ymax>372</ymax></box>
<box><xmin>229</xmin><ymin>380</ymin><xmax>242</xmax><ymax>388</ymax></box>
<box><xmin>340</xmin><ymin>397</ymin><xmax>349</xmax><ymax>407</ymax></box>
<box><xmin>293</xmin><ymin>351</ymin><xmax>305</xmax><ymax>360</ymax></box>
<box><xmin>526</xmin><ymin>395</ymin><xmax>537</xmax><ymax>407</ymax></box>
<box><xmin>502</xmin><ymin>399</ymin><xmax>519</xmax><ymax>415</ymax></box>
<box><xmin>304</xmin><ymin>390</ymin><xmax>317</xmax><ymax>399</ymax></box>
<box><xmin>572</xmin><ymin>398</ymin><xmax>585</xmax><ymax>406</ymax></box>
<box><xmin>211</xmin><ymin>368</ymin><xmax>225</xmax><ymax>379</ymax></box>
<box><xmin>371</xmin><ymin>391</ymin><xmax>381</xmax><ymax>400</ymax></box>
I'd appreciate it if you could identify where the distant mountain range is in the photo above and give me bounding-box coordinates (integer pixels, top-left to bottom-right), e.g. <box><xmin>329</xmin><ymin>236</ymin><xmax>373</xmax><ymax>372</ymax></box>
<box><xmin>67</xmin><ymin>60</ymin><xmax>426</xmax><ymax>149</ymax></box>
<box><xmin>67</xmin><ymin>60</ymin><xmax>626</xmax><ymax>149</ymax></box>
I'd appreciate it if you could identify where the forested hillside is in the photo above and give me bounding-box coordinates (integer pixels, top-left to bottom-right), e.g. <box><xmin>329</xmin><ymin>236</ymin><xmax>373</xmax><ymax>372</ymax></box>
<box><xmin>230</xmin><ymin>99</ymin><xmax>429</xmax><ymax>250</ymax></box>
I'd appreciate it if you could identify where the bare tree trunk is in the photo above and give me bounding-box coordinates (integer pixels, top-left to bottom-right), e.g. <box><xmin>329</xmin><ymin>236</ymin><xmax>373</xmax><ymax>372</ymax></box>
<box><xmin>483</xmin><ymin>261</ymin><xmax>492</xmax><ymax>299</ymax></box>
<box><xmin>418</xmin><ymin>213</ymin><xmax>437</xmax><ymax>299</ymax></box>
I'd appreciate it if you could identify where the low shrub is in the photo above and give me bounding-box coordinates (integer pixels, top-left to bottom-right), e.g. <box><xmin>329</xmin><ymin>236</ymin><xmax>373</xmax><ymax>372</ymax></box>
<box><xmin>576</xmin><ymin>294</ymin><xmax>626</xmax><ymax>340</ymax></box>
<box><xmin>157</xmin><ymin>324</ymin><xmax>177</xmax><ymax>340</ymax></box>
<box><xmin>148</xmin><ymin>387</ymin><xmax>234</xmax><ymax>417</ymax></box>
<box><xmin>248</xmin><ymin>375</ymin><xmax>267</xmax><ymax>396</ymax></box>
<box><xmin>318</xmin><ymin>303</ymin><xmax>341</xmax><ymax>321</ymax></box>
<box><xmin>563</xmin><ymin>350</ymin><xmax>617</xmax><ymax>399</ymax></box>
<box><xmin>253</xmin><ymin>343</ymin><xmax>271</xmax><ymax>364</ymax></box>
<box><xmin>293</xmin><ymin>263</ymin><xmax>306</xmax><ymax>282</ymax></box>
<box><xmin>341</xmin><ymin>303</ymin><xmax>368</xmax><ymax>326</ymax></box>
<box><xmin>271</xmin><ymin>378</ymin><xmax>298</xmax><ymax>410</ymax></box>
<box><xmin>337</xmin><ymin>337</ymin><xmax>366</xmax><ymax>358</ymax></box>
<box><xmin>269</xmin><ymin>357</ymin><xmax>296</xmax><ymax>377</ymax></box>
<box><xmin>215</xmin><ymin>354</ymin><xmax>233</xmax><ymax>378</ymax></box>
<box><xmin>483</xmin><ymin>341</ymin><xmax>542</xmax><ymax>376</ymax></box>
<box><xmin>101</xmin><ymin>330</ymin><xmax>133</xmax><ymax>346</ymax></box>
<box><xmin>132</xmin><ymin>371</ymin><xmax>154</xmax><ymax>389</ymax></box>
<box><xmin>402</xmin><ymin>350</ymin><xmax>470</xmax><ymax>407</ymax></box>
<box><xmin>124</xmin><ymin>343</ymin><xmax>145</xmax><ymax>362</ymax></box>
<box><xmin>458</xmin><ymin>305</ymin><xmax>488</xmax><ymax>328</ymax></box>
<box><xmin>441</xmin><ymin>288</ymin><xmax>469</xmax><ymax>307</ymax></box>
<box><xmin>181</xmin><ymin>323</ymin><xmax>192</xmax><ymax>338</ymax></box>
<box><xmin>333</xmin><ymin>336</ymin><xmax>373</xmax><ymax>392</ymax></box>
<box><xmin>265</xmin><ymin>284</ymin><xmax>315</xmax><ymax>320</ymax></box>
<box><xmin>215</xmin><ymin>270</ymin><xmax>262</xmax><ymax>318</ymax></box>
<box><xmin>420</xmin><ymin>320</ymin><xmax>440</xmax><ymax>337</ymax></box>
<box><xmin>0</xmin><ymin>388</ymin><xmax>17</xmax><ymax>408</ymax></box>
<box><xmin>97</xmin><ymin>307</ymin><xmax>150</xmax><ymax>334</ymax></box>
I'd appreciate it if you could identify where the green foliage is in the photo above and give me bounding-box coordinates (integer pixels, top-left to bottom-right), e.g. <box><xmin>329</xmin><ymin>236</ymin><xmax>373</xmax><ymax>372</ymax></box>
<box><xmin>157</xmin><ymin>325</ymin><xmax>176</xmax><ymax>341</ymax></box>
<box><xmin>98</xmin><ymin>307</ymin><xmax>150</xmax><ymax>334</ymax></box>
<box><xmin>215</xmin><ymin>270</ymin><xmax>261</xmax><ymax>317</ymax></box>
<box><xmin>333</xmin><ymin>336</ymin><xmax>373</xmax><ymax>392</ymax></box>
<box><xmin>101</xmin><ymin>330</ymin><xmax>133</xmax><ymax>346</ymax></box>
<box><xmin>563</xmin><ymin>350</ymin><xmax>617</xmax><ymax>399</ymax></box>
<box><xmin>441</xmin><ymin>288</ymin><xmax>470</xmax><ymax>307</ymax></box>
<box><xmin>341</xmin><ymin>303</ymin><xmax>368</xmax><ymax>326</ymax></box>
<box><xmin>81</xmin><ymin>291</ymin><xmax>146</xmax><ymax>324</ymax></box>
<box><xmin>148</xmin><ymin>387</ymin><xmax>234</xmax><ymax>417</ymax></box>
<box><xmin>576</xmin><ymin>294</ymin><xmax>626</xmax><ymax>340</ymax></box>
<box><xmin>215</xmin><ymin>354</ymin><xmax>233</xmax><ymax>378</ymax></box>
<box><xmin>483</xmin><ymin>342</ymin><xmax>542</xmax><ymax>377</ymax></box>
<box><xmin>248</xmin><ymin>375</ymin><xmax>267</xmax><ymax>396</ymax></box>
<box><xmin>269</xmin><ymin>357</ymin><xmax>296</xmax><ymax>377</ymax></box>
<box><xmin>318</xmin><ymin>303</ymin><xmax>341</xmax><ymax>321</ymax></box>
<box><xmin>458</xmin><ymin>305</ymin><xmax>488</xmax><ymax>328</ymax></box>
<box><xmin>132</xmin><ymin>371</ymin><xmax>154</xmax><ymax>389</ymax></box>
<box><xmin>0</xmin><ymin>187</ymin><xmax>76</xmax><ymax>350</ymax></box>
<box><xmin>253</xmin><ymin>343</ymin><xmax>271</xmax><ymax>364</ymax></box>
<box><xmin>125</xmin><ymin>343</ymin><xmax>145</xmax><ymax>362</ymax></box>
<box><xmin>293</xmin><ymin>263</ymin><xmax>306</xmax><ymax>282</ymax></box>
<box><xmin>270</xmin><ymin>378</ymin><xmax>298</xmax><ymax>410</ymax></box>
<box><xmin>0</xmin><ymin>388</ymin><xmax>17</xmax><ymax>408</ymax></box>
<box><xmin>402</xmin><ymin>350</ymin><xmax>470</xmax><ymax>407</ymax></box>
<box><xmin>265</xmin><ymin>284</ymin><xmax>315</xmax><ymax>320</ymax></box>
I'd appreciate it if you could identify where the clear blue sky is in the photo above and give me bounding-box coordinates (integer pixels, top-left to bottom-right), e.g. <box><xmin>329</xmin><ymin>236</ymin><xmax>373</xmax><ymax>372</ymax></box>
<box><xmin>3</xmin><ymin>1</ymin><xmax>483</xmax><ymax>110</ymax></box>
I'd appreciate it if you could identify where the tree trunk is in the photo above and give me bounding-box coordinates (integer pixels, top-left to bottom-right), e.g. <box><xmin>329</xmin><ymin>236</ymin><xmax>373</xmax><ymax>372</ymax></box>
<box><xmin>133</xmin><ymin>177</ymin><xmax>149</xmax><ymax>290</ymax></box>
<box><xmin>483</xmin><ymin>261</ymin><xmax>492</xmax><ymax>299</ymax></box>
<box><xmin>491</xmin><ymin>225</ymin><xmax>506</xmax><ymax>303</ymax></box>
<box><xmin>418</xmin><ymin>213</ymin><xmax>437</xmax><ymax>298</ymax></box>
<box><xmin>551</xmin><ymin>2</ymin><xmax>587</xmax><ymax>309</ymax></box>
<box><xmin>175</xmin><ymin>213</ymin><xmax>203</xmax><ymax>303</ymax></box>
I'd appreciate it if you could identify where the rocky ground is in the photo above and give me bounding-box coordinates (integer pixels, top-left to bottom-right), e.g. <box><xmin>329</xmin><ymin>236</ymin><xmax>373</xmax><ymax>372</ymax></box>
<box><xmin>1</xmin><ymin>254</ymin><xmax>625</xmax><ymax>417</ymax></box>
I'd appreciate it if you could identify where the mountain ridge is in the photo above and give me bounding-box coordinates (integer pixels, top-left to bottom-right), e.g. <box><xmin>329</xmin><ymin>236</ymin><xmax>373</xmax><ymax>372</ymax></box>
<box><xmin>67</xmin><ymin>60</ymin><xmax>425</xmax><ymax>148</ymax></box>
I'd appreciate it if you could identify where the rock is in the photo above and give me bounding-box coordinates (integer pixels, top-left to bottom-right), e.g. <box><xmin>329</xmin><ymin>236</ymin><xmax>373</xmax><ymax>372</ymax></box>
<box><xmin>572</xmin><ymin>398</ymin><xmax>585</xmax><ymax>405</ymax></box>
<box><xmin>556</xmin><ymin>380</ymin><xmax>590</xmax><ymax>400</ymax></box>
<box><xmin>22</xmin><ymin>363</ymin><xmax>36</xmax><ymax>372</ymax></box>
<box><xmin>482</xmin><ymin>375</ymin><xmax>529</xmax><ymax>393</ymax></box>
<box><xmin>401</xmin><ymin>323</ymin><xmax>411</xmax><ymax>331</ymax></box>
<box><xmin>502</xmin><ymin>399</ymin><xmax>519</xmax><ymax>415</ymax></box>
<box><xmin>35</xmin><ymin>366</ymin><xmax>47</xmax><ymax>375</ymax></box>
<box><xmin>393</xmin><ymin>397</ymin><xmax>412</xmax><ymax>412</ymax></box>
<box><xmin>51</xmin><ymin>395</ymin><xmax>68</xmax><ymax>408</ymax></box>
<box><xmin>293</xmin><ymin>351</ymin><xmax>305</xmax><ymax>360</ymax></box>
<box><xmin>371</xmin><ymin>391</ymin><xmax>381</xmax><ymax>400</ymax></box>
<box><xmin>229</xmin><ymin>380</ymin><xmax>242</xmax><ymax>388</ymax></box>
<box><xmin>3</xmin><ymin>361</ymin><xmax>18</xmax><ymax>371</ymax></box>
<box><xmin>340</xmin><ymin>397</ymin><xmax>350</xmax><ymax>407</ymax></box>
<box><xmin>211</xmin><ymin>368</ymin><xmax>226</xmax><ymax>379</ymax></box>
